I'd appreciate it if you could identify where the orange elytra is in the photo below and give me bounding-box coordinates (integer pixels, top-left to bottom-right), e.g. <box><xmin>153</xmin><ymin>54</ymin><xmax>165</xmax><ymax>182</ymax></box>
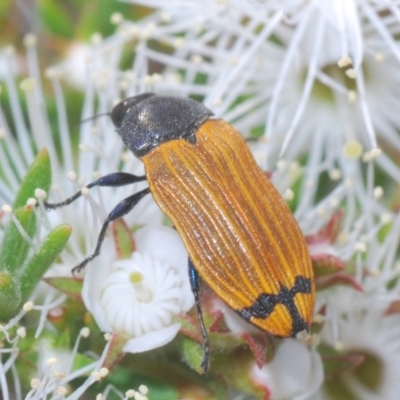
<box><xmin>45</xmin><ymin>93</ymin><xmax>315</xmax><ymax>374</ymax></box>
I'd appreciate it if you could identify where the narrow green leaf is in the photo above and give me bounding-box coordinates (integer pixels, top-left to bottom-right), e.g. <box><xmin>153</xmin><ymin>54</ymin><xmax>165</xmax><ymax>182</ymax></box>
<box><xmin>312</xmin><ymin>254</ymin><xmax>345</xmax><ymax>276</ymax></box>
<box><xmin>42</xmin><ymin>276</ymin><xmax>83</xmax><ymax>300</ymax></box>
<box><xmin>0</xmin><ymin>206</ymin><xmax>36</xmax><ymax>274</ymax></box>
<box><xmin>112</xmin><ymin>219</ymin><xmax>136</xmax><ymax>259</ymax></box>
<box><xmin>0</xmin><ymin>271</ymin><xmax>21</xmax><ymax>322</ymax></box>
<box><xmin>176</xmin><ymin>335</ymin><xmax>204</xmax><ymax>373</ymax></box>
<box><xmin>38</xmin><ymin>0</ymin><xmax>74</xmax><ymax>38</ymax></box>
<box><xmin>102</xmin><ymin>332</ymin><xmax>129</xmax><ymax>371</ymax></box>
<box><xmin>13</xmin><ymin>148</ymin><xmax>51</xmax><ymax>209</ymax></box>
<box><xmin>20</xmin><ymin>224</ymin><xmax>72</xmax><ymax>302</ymax></box>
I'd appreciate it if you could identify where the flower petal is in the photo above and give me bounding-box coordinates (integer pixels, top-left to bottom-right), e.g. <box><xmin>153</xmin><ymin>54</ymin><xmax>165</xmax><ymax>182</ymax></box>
<box><xmin>122</xmin><ymin>323</ymin><xmax>181</xmax><ymax>353</ymax></box>
<box><xmin>251</xmin><ymin>339</ymin><xmax>324</xmax><ymax>400</ymax></box>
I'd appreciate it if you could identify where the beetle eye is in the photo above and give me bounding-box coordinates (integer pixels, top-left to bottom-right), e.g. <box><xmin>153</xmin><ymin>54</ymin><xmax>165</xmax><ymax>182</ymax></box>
<box><xmin>110</xmin><ymin>101</ymin><xmax>127</xmax><ymax>129</ymax></box>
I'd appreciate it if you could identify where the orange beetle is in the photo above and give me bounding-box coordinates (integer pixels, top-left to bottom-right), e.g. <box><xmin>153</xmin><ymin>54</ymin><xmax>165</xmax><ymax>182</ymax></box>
<box><xmin>45</xmin><ymin>93</ymin><xmax>315</xmax><ymax>374</ymax></box>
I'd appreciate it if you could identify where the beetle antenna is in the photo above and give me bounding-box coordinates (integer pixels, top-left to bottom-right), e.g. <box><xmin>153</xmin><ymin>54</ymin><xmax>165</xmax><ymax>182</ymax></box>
<box><xmin>78</xmin><ymin>112</ymin><xmax>111</xmax><ymax>126</ymax></box>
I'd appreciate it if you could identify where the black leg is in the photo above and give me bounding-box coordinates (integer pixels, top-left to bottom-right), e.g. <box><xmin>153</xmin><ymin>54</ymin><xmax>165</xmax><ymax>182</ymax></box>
<box><xmin>71</xmin><ymin>188</ymin><xmax>150</xmax><ymax>274</ymax></box>
<box><xmin>188</xmin><ymin>258</ymin><xmax>210</xmax><ymax>375</ymax></box>
<box><xmin>44</xmin><ymin>172</ymin><xmax>146</xmax><ymax>210</ymax></box>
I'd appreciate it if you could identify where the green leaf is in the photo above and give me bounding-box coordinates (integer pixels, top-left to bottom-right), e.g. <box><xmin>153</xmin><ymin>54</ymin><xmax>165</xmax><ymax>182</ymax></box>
<box><xmin>176</xmin><ymin>314</ymin><xmax>202</xmax><ymax>341</ymax></box>
<box><xmin>0</xmin><ymin>271</ymin><xmax>21</xmax><ymax>322</ymax></box>
<box><xmin>0</xmin><ymin>206</ymin><xmax>37</xmax><ymax>274</ymax></box>
<box><xmin>211</xmin><ymin>347</ymin><xmax>266</xmax><ymax>399</ymax></box>
<box><xmin>19</xmin><ymin>224</ymin><xmax>72</xmax><ymax>302</ymax></box>
<box><xmin>13</xmin><ymin>148</ymin><xmax>51</xmax><ymax>209</ymax></box>
<box><xmin>38</xmin><ymin>0</ymin><xmax>74</xmax><ymax>38</ymax></box>
<box><xmin>312</xmin><ymin>254</ymin><xmax>345</xmax><ymax>276</ymax></box>
<box><xmin>112</xmin><ymin>219</ymin><xmax>136</xmax><ymax>259</ymax></box>
<box><xmin>102</xmin><ymin>332</ymin><xmax>129</xmax><ymax>371</ymax></box>
<box><xmin>176</xmin><ymin>335</ymin><xmax>204</xmax><ymax>373</ymax></box>
<box><xmin>43</xmin><ymin>276</ymin><xmax>83</xmax><ymax>300</ymax></box>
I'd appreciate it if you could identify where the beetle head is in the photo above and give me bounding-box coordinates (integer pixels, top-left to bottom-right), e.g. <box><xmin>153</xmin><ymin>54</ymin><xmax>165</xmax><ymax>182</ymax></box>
<box><xmin>111</xmin><ymin>93</ymin><xmax>213</xmax><ymax>158</ymax></box>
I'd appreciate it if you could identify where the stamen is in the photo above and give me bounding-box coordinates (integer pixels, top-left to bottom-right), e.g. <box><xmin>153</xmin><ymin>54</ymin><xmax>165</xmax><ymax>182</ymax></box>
<box><xmin>329</xmin><ymin>168</ymin><xmax>342</xmax><ymax>181</ymax></box>
<box><xmin>16</xmin><ymin>327</ymin><xmax>26</xmax><ymax>338</ymax></box>
<box><xmin>354</xmin><ymin>241</ymin><xmax>367</xmax><ymax>253</ymax></box>
<box><xmin>373</xmin><ymin>186</ymin><xmax>383</xmax><ymax>199</ymax></box>
<box><xmin>26</xmin><ymin>198</ymin><xmax>37</xmax><ymax>206</ymax></box>
<box><xmin>370</xmin><ymin>148</ymin><xmax>381</xmax><ymax>158</ymax></box>
<box><xmin>347</xmin><ymin>90</ymin><xmax>357</xmax><ymax>103</ymax></box>
<box><xmin>46</xmin><ymin>357</ymin><xmax>58</xmax><ymax>366</ymax></box>
<box><xmin>125</xmin><ymin>389</ymin><xmax>136</xmax><ymax>398</ymax></box>
<box><xmin>79</xmin><ymin>143</ymin><xmax>89</xmax><ymax>152</ymax></box>
<box><xmin>283</xmin><ymin>188</ymin><xmax>294</xmax><ymax>201</ymax></box>
<box><xmin>337</xmin><ymin>56</ymin><xmax>352</xmax><ymax>68</ymax></box>
<box><xmin>56</xmin><ymin>386</ymin><xmax>68</xmax><ymax>396</ymax></box>
<box><xmin>380</xmin><ymin>213</ymin><xmax>392</xmax><ymax>226</ymax></box>
<box><xmin>90</xmin><ymin>33</ymin><xmax>103</xmax><ymax>44</ymax></box>
<box><xmin>30</xmin><ymin>378</ymin><xmax>41</xmax><ymax>389</ymax></box>
<box><xmin>345</xmin><ymin>68</ymin><xmax>356</xmax><ymax>78</ymax></box>
<box><xmin>333</xmin><ymin>341</ymin><xmax>344</xmax><ymax>352</ymax></box>
<box><xmin>110</xmin><ymin>12</ymin><xmax>124</xmax><ymax>25</ymax></box>
<box><xmin>1</xmin><ymin>205</ymin><xmax>12</xmax><ymax>213</ymax></box>
<box><xmin>343</xmin><ymin>140</ymin><xmax>363</xmax><ymax>159</ymax></box>
<box><xmin>212</xmin><ymin>98</ymin><xmax>222</xmax><ymax>107</ymax></box>
<box><xmin>23</xmin><ymin>302</ymin><xmax>34</xmax><ymax>312</ymax></box>
<box><xmin>160</xmin><ymin>12</ymin><xmax>171</xmax><ymax>23</ymax></box>
<box><xmin>34</xmin><ymin>188</ymin><xmax>47</xmax><ymax>200</ymax></box>
<box><xmin>91</xmin><ymin>371</ymin><xmax>102</xmax><ymax>381</ymax></box>
<box><xmin>80</xmin><ymin>327</ymin><xmax>90</xmax><ymax>338</ymax></box>
<box><xmin>99</xmin><ymin>367</ymin><xmax>109</xmax><ymax>378</ymax></box>
<box><xmin>138</xmin><ymin>385</ymin><xmax>148</xmax><ymax>395</ymax></box>
<box><xmin>67</xmin><ymin>171</ymin><xmax>77</xmax><ymax>181</ymax></box>
<box><xmin>23</xmin><ymin>33</ymin><xmax>37</xmax><ymax>48</ymax></box>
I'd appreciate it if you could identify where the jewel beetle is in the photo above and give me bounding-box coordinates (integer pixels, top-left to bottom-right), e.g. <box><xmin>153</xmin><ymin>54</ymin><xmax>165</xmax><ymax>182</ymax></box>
<box><xmin>45</xmin><ymin>93</ymin><xmax>315</xmax><ymax>374</ymax></box>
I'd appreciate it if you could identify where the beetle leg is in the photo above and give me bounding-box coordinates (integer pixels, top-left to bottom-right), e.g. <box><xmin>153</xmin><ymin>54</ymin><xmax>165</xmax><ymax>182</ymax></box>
<box><xmin>71</xmin><ymin>188</ymin><xmax>150</xmax><ymax>274</ymax></box>
<box><xmin>44</xmin><ymin>172</ymin><xmax>146</xmax><ymax>210</ymax></box>
<box><xmin>188</xmin><ymin>258</ymin><xmax>210</xmax><ymax>375</ymax></box>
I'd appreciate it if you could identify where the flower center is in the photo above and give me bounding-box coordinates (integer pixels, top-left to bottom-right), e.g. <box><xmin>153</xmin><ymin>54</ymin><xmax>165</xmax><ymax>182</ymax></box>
<box><xmin>307</xmin><ymin>63</ymin><xmax>363</xmax><ymax>104</ymax></box>
<box><xmin>129</xmin><ymin>271</ymin><xmax>152</xmax><ymax>302</ymax></box>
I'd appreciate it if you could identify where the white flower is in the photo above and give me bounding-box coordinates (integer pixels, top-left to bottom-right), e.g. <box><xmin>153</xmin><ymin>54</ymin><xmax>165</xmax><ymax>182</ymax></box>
<box><xmin>257</xmin><ymin>1</ymin><xmax>400</xmax><ymax>180</ymax></box>
<box><xmin>251</xmin><ymin>339</ymin><xmax>324</xmax><ymax>400</ymax></box>
<box><xmin>56</xmin><ymin>42</ymin><xmax>93</xmax><ymax>89</ymax></box>
<box><xmin>82</xmin><ymin>225</ymin><xmax>194</xmax><ymax>353</ymax></box>
<box><xmin>124</xmin><ymin>0</ymin><xmax>400</xmax><ymax>181</ymax></box>
<box><xmin>318</xmin><ymin>289</ymin><xmax>400</xmax><ymax>400</ymax></box>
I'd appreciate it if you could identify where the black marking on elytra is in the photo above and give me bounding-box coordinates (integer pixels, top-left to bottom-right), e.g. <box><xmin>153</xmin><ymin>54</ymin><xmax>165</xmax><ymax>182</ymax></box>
<box><xmin>237</xmin><ymin>276</ymin><xmax>312</xmax><ymax>337</ymax></box>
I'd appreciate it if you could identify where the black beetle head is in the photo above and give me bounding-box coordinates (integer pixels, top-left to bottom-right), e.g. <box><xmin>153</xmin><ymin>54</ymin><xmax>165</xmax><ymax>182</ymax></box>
<box><xmin>111</xmin><ymin>93</ymin><xmax>213</xmax><ymax>158</ymax></box>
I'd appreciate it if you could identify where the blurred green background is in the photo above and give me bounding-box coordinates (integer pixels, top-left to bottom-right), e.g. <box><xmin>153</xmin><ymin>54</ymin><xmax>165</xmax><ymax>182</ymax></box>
<box><xmin>0</xmin><ymin>0</ymin><xmax>150</xmax><ymax>52</ymax></box>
